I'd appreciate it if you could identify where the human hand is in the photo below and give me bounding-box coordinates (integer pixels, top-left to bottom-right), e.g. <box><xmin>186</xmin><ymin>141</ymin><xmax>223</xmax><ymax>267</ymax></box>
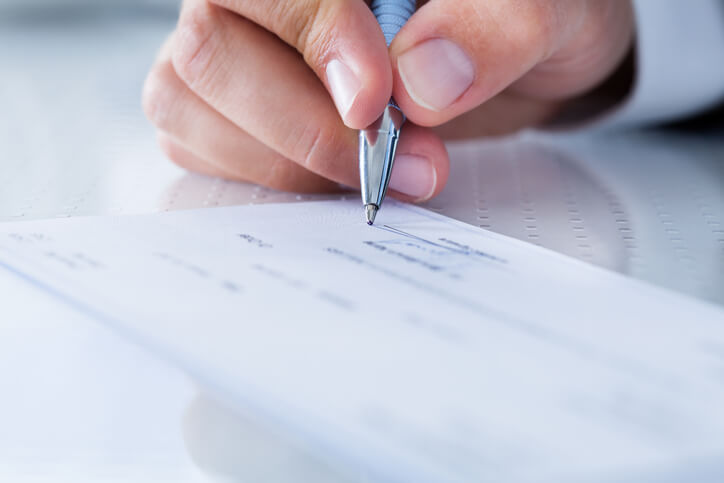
<box><xmin>143</xmin><ymin>0</ymin><xmax>634</xmax><ymax>202</ymax></box>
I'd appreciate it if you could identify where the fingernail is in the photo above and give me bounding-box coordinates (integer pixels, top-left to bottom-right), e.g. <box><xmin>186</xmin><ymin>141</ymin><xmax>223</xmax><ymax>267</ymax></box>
<box><xmin>389</xmin><ymin>154</ymin><xmax>436</xmax><ymax>201</ymax></box>
<box><xmin>397</xmin><ymin>38</ymin><xmax>474</xmax><ymax>111</ymax></box>
<box><xmin>326</xmin><ymin>59</ymin><xmax>361</xmax><ymax>120</ymax></box>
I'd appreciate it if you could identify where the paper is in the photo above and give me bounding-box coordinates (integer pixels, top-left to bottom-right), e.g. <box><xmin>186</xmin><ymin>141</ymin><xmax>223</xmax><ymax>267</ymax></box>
<box><xmin>1</xmin><ymin>200</ymin><xmax>723</xmax><ymax>482</ymax></box>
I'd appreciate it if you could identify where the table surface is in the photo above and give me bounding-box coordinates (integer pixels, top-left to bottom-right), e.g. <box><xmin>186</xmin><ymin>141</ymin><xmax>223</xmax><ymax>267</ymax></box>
<box><xmin>1</xmin><ymin>9</ymin><xmax>723</xmax><ymax>482</ymax></box>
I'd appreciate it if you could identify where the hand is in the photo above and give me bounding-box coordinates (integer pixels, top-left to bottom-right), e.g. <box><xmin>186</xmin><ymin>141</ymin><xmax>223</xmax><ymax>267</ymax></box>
<box><xmin>143</xmin><ymin>0</ymin><xmax>634</xmax><ymax>201</ymax></box>
<box><xmin>142</xmin><ymin>0</ymin><xmax>445</xmax><ymax>202</ymax></box>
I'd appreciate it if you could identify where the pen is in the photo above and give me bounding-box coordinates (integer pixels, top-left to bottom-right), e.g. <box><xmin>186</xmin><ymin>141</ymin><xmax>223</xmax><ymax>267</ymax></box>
<box><xmin>360</xmin><ymin>0</ymin><xmax>415</xmax><ymax>225</ymax></box>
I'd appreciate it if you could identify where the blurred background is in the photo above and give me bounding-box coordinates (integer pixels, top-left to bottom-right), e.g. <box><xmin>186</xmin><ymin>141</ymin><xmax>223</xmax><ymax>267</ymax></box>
<box><xmin>0</xmin><ymin>0</ymin><xmax>176</xmax><ymax>8</ymax></box>
<box><xmin>0</xmin><ymin>0</ymin><xmax>178</xmax><ymax>20</ymax></box>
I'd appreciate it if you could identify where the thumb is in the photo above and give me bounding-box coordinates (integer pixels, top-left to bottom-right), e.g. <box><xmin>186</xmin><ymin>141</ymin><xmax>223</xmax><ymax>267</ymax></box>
<box><xmin>389</xmin><ymin>0</ymin><xmax>634</xmax><ymax>127</ymax></box>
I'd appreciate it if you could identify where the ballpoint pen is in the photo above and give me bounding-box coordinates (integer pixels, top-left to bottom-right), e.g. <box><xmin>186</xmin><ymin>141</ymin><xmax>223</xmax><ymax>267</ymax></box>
<box><xmin>360</xmin><ymin>0</ymin><xmax>415</xmax><ymax>225</ymax></box>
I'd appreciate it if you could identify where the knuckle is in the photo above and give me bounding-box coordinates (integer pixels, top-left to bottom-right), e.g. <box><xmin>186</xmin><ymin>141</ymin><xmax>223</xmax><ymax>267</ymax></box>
<box><xmin>263</xmin><ymin>157</ymin><xmax>328</xmax><ymax>193</ymax></box>
<box><xmin>263</xmin><ymin>157</ymin><xmax>303</xmax><ymax>192</ymax></box>
<box><xmin>266</xmin><ymin>0</ymin><xmax>320</xmax><ymax>46</ymax></box>
<box><xmin>296</xmin><ymin>2</ymin><xmax>335</xmax><ymax>66</ymax></box>
<box><xmin>157</xmin><ymin>134</ymin><xmax>185</xmax><ymax>166</ymax></box>
<box><xmin>295</xmin><ymin>123</ymin><xmax>349</xmax><ymax>177</ymax></box>
<box><xmin>142</xmin><ymin>62</ymin><xmax>182</xmax><ymax>131</ymax></box>
<box><xmin>266</xmin><ymin>0</ymin><xmax>335</xmax><ymax>66</ymax></box>
<box><xmin>172</xmin><ymin>1</ymin><xmax>219</xmax><ymax>88</ymax></box>
<box><xmin>293</xmin><ymin>123</ymin><xmax>325</xmax><ymax>170</ymax></box>
<box><xmin>157</xmin><ymin>135</ymin><xmax>209</xmax><ymax>176</ymax></box>
<box><xmin>505</xmin><ymin>1</ymin><xmax>559</xmax><ymax>57</ymax></box>
<box><xmin>208</xmin><ymin>0</ymin><xmax>339</xmax><ymax>70</ymax></box>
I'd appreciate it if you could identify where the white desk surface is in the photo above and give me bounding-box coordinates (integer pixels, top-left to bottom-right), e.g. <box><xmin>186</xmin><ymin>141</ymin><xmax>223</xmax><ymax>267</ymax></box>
<box><xmin>1</xmin><ymin>10</ymin><xmax>723</xmax><ymax>482</ymax></box>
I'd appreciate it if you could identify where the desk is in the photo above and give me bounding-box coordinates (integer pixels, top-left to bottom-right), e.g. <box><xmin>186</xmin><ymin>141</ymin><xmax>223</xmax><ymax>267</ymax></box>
<box><xmin>1</xmin><ymin>10</ymin><xmax>723</xmax><ymax>482</ymax></box>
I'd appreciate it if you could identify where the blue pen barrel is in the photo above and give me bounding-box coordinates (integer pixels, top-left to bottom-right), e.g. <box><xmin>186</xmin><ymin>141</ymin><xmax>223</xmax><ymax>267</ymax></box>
<box><xmin>370</xmin><ymin>0</ymin><xmax>416</xmax><ymax>46</ymax></box>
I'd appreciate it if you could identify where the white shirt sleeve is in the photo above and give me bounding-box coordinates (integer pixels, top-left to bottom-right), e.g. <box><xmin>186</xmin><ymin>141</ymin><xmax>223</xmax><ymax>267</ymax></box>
<box><xmin>599</xmin><ymin>0</ymin><xmax>724</xmax><ymax>128</ymax></box>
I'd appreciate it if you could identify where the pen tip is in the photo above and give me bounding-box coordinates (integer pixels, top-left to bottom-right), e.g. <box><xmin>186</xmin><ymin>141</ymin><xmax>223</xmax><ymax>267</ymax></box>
<box><xmin>364</xmin><ymin>204</ymin><xmax>378</xmax><ymax>225</ymax></box>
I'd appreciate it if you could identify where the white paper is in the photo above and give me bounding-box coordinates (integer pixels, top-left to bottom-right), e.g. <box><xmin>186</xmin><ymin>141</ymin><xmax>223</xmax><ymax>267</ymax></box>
<box><xmin>1</xmin><ymin>200</ymin><xmax>723</xmax><ymax>482</ymax></box>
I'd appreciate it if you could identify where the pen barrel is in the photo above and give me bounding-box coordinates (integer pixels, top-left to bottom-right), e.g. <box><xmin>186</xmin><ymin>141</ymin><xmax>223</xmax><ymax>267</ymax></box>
<box><xmin>359</xmin><ymin>104</ymin><xmax>405</xmax><ymax>207</ymax></box>
<box><xmin>370</xmin><ymin>0</ymin><xmax>416</xmax><ymax>46</ymax></box>
<box><xmin>360</xmin><ymin>1</ymin><xmax>413</xmax><ymax>217</ymax></box>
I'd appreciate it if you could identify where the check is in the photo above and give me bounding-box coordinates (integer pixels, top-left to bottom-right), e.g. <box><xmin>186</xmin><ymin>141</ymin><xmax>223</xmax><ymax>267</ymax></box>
<box><xmin>1</xmin><ymin>200</ymin><xmax>723</xmax><ymax>482</ymax></box>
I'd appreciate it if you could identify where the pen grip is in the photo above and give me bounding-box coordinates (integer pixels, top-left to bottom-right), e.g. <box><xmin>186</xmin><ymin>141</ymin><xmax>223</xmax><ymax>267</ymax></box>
<box><xmin>370</xmin><ymin>0</ymin><xmax>416</xmax><ymax>46</ymax></box>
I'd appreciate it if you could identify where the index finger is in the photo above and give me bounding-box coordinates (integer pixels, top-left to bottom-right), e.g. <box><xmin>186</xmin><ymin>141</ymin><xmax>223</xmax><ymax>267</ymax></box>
<box><xmin>209</xmin><ymin>0</ymin><xmax>393</xmax><ymax>129</ymax></box>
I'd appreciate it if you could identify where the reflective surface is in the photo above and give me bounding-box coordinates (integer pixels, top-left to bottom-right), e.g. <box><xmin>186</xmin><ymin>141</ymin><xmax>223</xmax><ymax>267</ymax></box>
<box><xmin>430</xmin><ymin>132</ymin><xmax>724</xmax><ymax>305</ymax></box>
<box><xmin>1</xmin><ymin>9</ymin><xmax>723</xmax><ymax>483</ymax></box>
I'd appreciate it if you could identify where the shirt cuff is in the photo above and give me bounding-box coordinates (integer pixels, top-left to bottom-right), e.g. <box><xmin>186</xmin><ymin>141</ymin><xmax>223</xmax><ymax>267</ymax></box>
<box><xmin>597</xmin><ymin>0</ymin><xmax>724</xmax><ymax>128</ymax></box>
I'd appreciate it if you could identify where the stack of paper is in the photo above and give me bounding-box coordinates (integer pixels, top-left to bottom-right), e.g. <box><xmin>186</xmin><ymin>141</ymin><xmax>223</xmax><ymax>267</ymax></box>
<box><xmin>1</xmin><ymin>200</ymin><xmax>722</xmax><ymax>482</ymax></box>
